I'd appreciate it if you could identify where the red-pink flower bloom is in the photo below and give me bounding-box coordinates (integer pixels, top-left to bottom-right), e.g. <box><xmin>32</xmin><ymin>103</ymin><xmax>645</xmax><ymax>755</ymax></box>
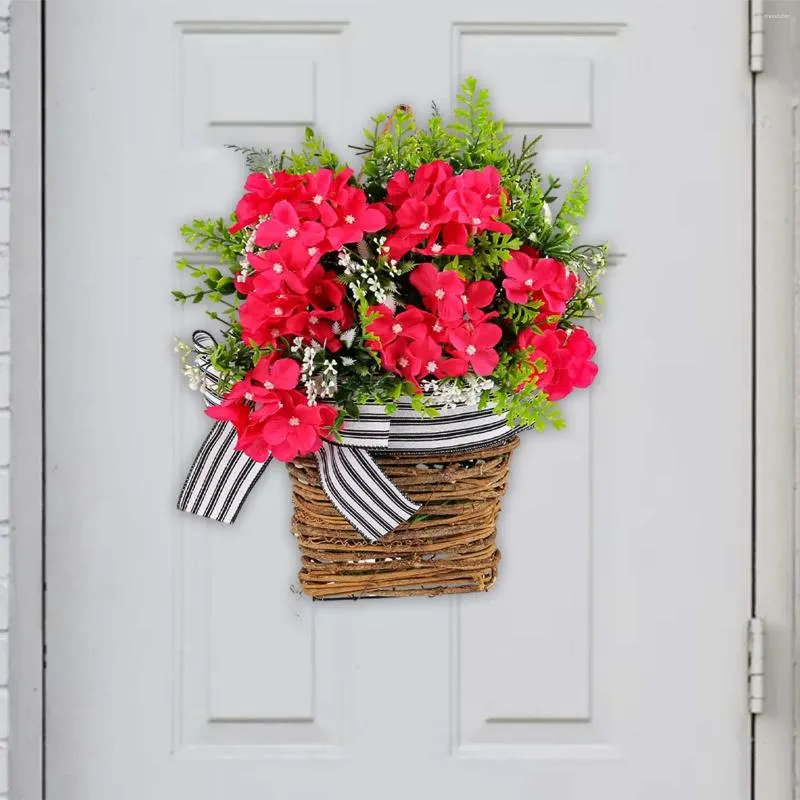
<box><xmin>444</xmin><ymin>321</ymin><xmax>502</xmax><ymax>376</ymax></box>
<box><xmin>366</xmin><ymin>305</ymin><xmax>432</xmax><ymax>350</ymax></box>
<box><xmin>461</xmin><ymin>280</ymin><xmax>496</xmax><ymax>321</ymax></box>
<box><xmin>381</xmin><ymin>335</ymin><xmax>442</xmax><ymax>385</ymax></box>
<box><xmin>409</xmin><ymin>263</ymin><xmax>467</xmax><ymax>323</ymax></box>
<box><xmin>239</xmin><ymin>293</ymin><xmax>306</xmax><ymax>347</ymax></box>
<box><xmin>256</xmin><ymin>395</ymin><xmax>338</xmax><ymax>462</ymax></box>
<box><xmin>304</xmin><ymin>167</ymin><xmax>355</xmax><ymax>227</ymax></box>
<box><xmin>502</xmin><ymin>250</ymin><xmax>577</xmax><ymax>315</ymax></box>
<box><xmin>206</xmin><ymin>357</ymin><xmax>301</xmax><ymax>438</ymax></box>
<box><xmin>254</xmin><ymin>200</ymin><xmax>327</xmax><ymax>249</ymax></box>
<box><xmin>229</xmin><ymin>171</ymin><xmax>307</xmax><ymax>233</ymax></box>
<box><xmin>325</xmin><ymin>186</ymin><xmax>389</xmax><ymax>249</ymax></box>
<box><xmin>514</xmin><ymin>326</ymin><xmax>598</xmax><ymax>400</ymax></box>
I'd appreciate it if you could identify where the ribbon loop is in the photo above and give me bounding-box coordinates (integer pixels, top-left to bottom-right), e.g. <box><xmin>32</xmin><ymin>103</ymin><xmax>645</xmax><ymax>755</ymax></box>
<box><xmin>177</xmin><ymin>331</ymin><xmax>519</xmax><ymax>538</ymax></box>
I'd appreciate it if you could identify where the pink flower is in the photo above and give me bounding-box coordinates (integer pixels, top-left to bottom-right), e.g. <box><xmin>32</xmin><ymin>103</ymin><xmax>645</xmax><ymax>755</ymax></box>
<box><xmin>206</xmin><ymin>357</ymin><xmax>301</xmax><ymax>438</ymax></box>
<box><xmin>409</xmin><ymin>263</ymin><xmax>467</xmax><ymax>323</ymax></box>
<box><xmin>254</xmin><ymin>200</ymin><xmax>326</xmax><ymax>249</ymax></box>
<box><xmin>381</xmin><ymin>335</ymin><xmax>442</xmax><ymax>385</ymax></box>
<box><xmin>461</xmin><ymin>280</ymin><xmax>496</xmax><ymax>321</ymax></box>
<box><xmin>443</xmin><ymin>321</ymin><xmax>502</xmax><ymax>376</ymax></box>
<box><xmin>443</xmin><ymin>166</ymin><xmax>511</xmax><ymax>234</ymax></box>
<box><xmin>229</xmin><ymin>172</ymin><xmax>307</xmax><ymax>233</ymax></box>
<box><xmin>502</xmin><ymin>250</ymin><xmax>577</xmax><ymax>315</ymax></box>
<box><xmin>366</xmin><ymin>305</ymin><xmax>431</xmax><ymax>350</ymax></box>
<box><xmin>257</xmin><ymin>395</ymin><xmax>338</xmax><ymax>462</ymax></box>
<box><xmin>514</xmin><ymin>326</ymin><xmax>598</xmax><ymax>400</ymax></box>
<box><xmin>304</xmin><ymin>167</ymin><xmax>355</xmax><ymax>227</ymax></box>
<box><xmin>325</xmin><ymin>186</ymin><xmax>389</xmax><ymax>249</ymax></box>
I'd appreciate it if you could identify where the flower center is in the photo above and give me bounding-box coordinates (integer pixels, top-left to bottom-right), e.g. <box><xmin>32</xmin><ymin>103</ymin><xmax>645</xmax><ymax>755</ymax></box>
<box><xmin>285</xmin><ymin>227</ymin><xmax>298</xmax><ymax>238</ymax></box>
<box><xmin>309</xmin><ymin>316</ymin><xmax>319</xmax><ymax>325</ymax></box>
<box><xmin>273</xmin><ymin>307</ymin><xmax>284</xmax><ymax>316</ymax></box>
<box><xmin>271</xmin><ymin>328</ymin><xmax>281</xmax><ymax>337</ymax></box>
<box><xmin>244</xmin><ymin>392</ymin><xmax>254</xmax><ymax>401</ymax></box>
<box><xmin>344</xmin><ymin>214</ymin><xmax>356</xmax><ymax>224</ymax></box>
<box><xmin>307</xmin><ymin>247</ymin><xmax>318</xmax><ymax>256</ymax></box>
<box><xmin>434</xmin><ymin>289</ymin><xmax>446</xmax><ymax>300</ymax></box>
<box><xmin>465</xmin><ymin>344</ymin><xmax>477</xmax><ymax>356</ymax></box>
<box><xmin>426</xmin><ymin>361</ymin><xmax>438</xmax><ymax>373</ymax></box>
<box><xmin>398</xmin><ymin>356</ymin><xmax>409</xmax><ymax>368</ymax></box>
<box><xmin>288</xmin><ymin>417</ymin><xmax>301</xmax><ymax>427</ymax></box>
<box><xmin>236</xmin><ymin>273</ymin><xmax>247</xmax><ymax>283</ymax></box>
<box><xmin>313</xmin><ymin>194</ymin><xmax>323</xmax><ymax>204</ymax></box>
<box><xmin>272</xmin><ymin>263</ymin><xmax>283</xmax><ymax>274</ymax></box>
<box><xmin>524</xmin><ymin>278</ymin><xmax>533</xmax><ymax>287</ymax></box>
<box><xmin>433</xmin><ymin>322</ymin><xmax>443</xmax><ymax>333</ymax></box>
<box><xmin>263</xmin><ymin>381</ymin><xmax>273</xmax><ymax>390</ymax></box>
<box><xmin>391</xmin><ymin>323</ymin><xmax>403</xmax><ymax>334</ymax></box>
<box><xmin>461</xmin><ymin>294</ymin><xmax>468</xmax><ymax>304</ymax></box>
<box><xmin>430</xmin><ymin>243</ymin><xmax>442</xmax><ymax>253</ymax></box>
<box><xmin>418</xmin><ymin>221</ymin><xmax>430</xmax><ymax>231</ymax></box>
<box><xmin>471</xmin><ymin>217</ymin><xmax>482</xmax><ymax>225</ymax></box>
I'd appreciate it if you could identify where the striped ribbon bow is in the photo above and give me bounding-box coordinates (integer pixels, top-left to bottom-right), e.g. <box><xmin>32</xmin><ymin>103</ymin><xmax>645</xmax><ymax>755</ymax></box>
<box><xmin>177</xmin><ymin>331</ymin><xmax>521</xmax><ymax>541</ymax></box>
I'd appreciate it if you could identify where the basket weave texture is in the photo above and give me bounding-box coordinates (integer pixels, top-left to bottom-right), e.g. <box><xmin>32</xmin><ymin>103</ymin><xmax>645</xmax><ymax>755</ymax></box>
<box><xmin>287</xmin><ymin>437</ymin><xmax>519</xmax><ymax>599</ymax></box>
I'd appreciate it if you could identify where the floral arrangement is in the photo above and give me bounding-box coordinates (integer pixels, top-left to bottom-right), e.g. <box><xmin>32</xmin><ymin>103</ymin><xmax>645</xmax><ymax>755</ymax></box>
<box><xmin>174</xmin><ymin>78</ymin><xmax>607</xmax><ymax>464</ymax></box>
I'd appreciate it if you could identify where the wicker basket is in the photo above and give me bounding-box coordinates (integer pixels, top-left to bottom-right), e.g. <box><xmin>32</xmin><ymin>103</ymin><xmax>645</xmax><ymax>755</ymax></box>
<box><xmin>286</xmin><ymin>437</ymin><xmax>519</xmax><ymax>599</ymax></box>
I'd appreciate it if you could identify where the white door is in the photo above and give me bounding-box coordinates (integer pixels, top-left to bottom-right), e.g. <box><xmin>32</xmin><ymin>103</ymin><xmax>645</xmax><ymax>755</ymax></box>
<box><xmin>45</xmin><ymin>1</ymin><xmax>752</xmax><ymax>798</ymax></box>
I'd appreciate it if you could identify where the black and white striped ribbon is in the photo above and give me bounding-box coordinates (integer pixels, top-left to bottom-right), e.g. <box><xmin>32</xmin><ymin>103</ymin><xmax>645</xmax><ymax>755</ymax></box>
<box><xmin>177</xmin><ymin>331</ymin><xmax>519</xmax><ymax>539</ymax></box>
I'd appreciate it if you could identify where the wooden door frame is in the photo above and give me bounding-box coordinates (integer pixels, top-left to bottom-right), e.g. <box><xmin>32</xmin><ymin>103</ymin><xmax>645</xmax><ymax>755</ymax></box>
<box><xmin>9</xmin><ymin>2</ymin><xmax>795</xmax><ymax>799</ymax></box>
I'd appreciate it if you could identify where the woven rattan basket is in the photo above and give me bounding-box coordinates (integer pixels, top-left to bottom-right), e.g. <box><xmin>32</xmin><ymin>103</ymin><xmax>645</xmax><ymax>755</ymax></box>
<box><xmin>286</xmin><ymin>437</ymin><xmax>519</xmax><ymax>599</ymax></box>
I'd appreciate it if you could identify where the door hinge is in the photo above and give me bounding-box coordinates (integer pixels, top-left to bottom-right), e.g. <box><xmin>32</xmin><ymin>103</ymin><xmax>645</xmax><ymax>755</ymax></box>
<box><xmin>750</xmin><ymin>0</ymin><xmax>764</xmax><ymax>73</ymax></box>
<box><xmin>748</xmin><ymin>617</ymin><xmax>765</xmax><ymax>714</ymax></box>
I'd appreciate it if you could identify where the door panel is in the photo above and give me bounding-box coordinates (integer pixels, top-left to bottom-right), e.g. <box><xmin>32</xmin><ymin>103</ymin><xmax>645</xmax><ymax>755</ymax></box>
<box><xmin>46</xmin><ymin>1</ymin><xmax>752</xmax><ymax>798</ymax></box>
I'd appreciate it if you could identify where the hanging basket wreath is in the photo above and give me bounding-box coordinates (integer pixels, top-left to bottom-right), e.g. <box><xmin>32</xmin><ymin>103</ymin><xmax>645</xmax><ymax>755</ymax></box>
<box><xmin>174</xmin><ymin>77</ymin><xmax>608</xmax><ymax>599</ymax></box>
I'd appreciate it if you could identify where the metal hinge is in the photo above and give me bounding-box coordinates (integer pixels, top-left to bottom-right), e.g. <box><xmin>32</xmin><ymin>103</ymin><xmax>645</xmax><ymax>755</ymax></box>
<box><xmin>750</xmin><ymin>0</ymin><xmax>764</xmax><ymax>73</ymax></box>
<box><xmin>748</xmin><ymin>617</ymin><xmax>765</xmax><ymax>714</ymax></box>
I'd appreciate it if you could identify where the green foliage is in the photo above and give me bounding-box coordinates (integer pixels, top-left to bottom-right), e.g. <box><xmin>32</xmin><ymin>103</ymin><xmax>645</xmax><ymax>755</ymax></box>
<box><xmin>283</xmin><ymin>127</ymin><xmax>342</xmax><ymax>174</ymax></box>
<box><xmin>180</xmin><ymin>217</ymin><xmax>246</xmax><ymax>271</ymax></box>
<box><xmin>554</xmin><ymin>164</ymin><xmax>590</xmax><ymax>243</ymax></box>
<box><xmin>455</xmin><ymin>231</ymin><xmax>522</xmax><ymax>281</ymax></box>
<box><xmin>225</xmin><ymin>144</ymin><xmax>283</xmax><ymax>175</ymax></box>
<box><xmin>174</xmin><ymin>218</ymin><xmax>247</xmax><ymax>327</ymax></box>
<box><xmin>488</xmin><ymin>350</ymin><xmax>565</xmax><ymax>430</ymax></box>
<box><xmin>496</xmin><ymin>297</ymin><xmax>546</xmax><ymax>333</ymax></box>
<box><xmin>448</xmin><ymin>76</ymin><xmax>510</xmax><ymax>169</ymax></box>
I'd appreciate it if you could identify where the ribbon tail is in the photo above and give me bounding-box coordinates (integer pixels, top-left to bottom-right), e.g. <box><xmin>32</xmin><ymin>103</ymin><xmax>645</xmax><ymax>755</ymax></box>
<box><xmin>177</xmin><ymin>420</ymin><xmax>271</xmax><ymax>524</ymax></box>
<box><xmin>315</xmin><ymin>442</ymin><xmax>421</xmax><ymax>542</ymax></box>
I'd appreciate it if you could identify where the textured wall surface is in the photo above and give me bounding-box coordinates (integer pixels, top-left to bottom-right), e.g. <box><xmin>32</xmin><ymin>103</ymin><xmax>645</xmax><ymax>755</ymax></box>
<box><xmin>0</xmin><ymin>0</ymin><xmax>11</xmax><ymax>794</ymax></box>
